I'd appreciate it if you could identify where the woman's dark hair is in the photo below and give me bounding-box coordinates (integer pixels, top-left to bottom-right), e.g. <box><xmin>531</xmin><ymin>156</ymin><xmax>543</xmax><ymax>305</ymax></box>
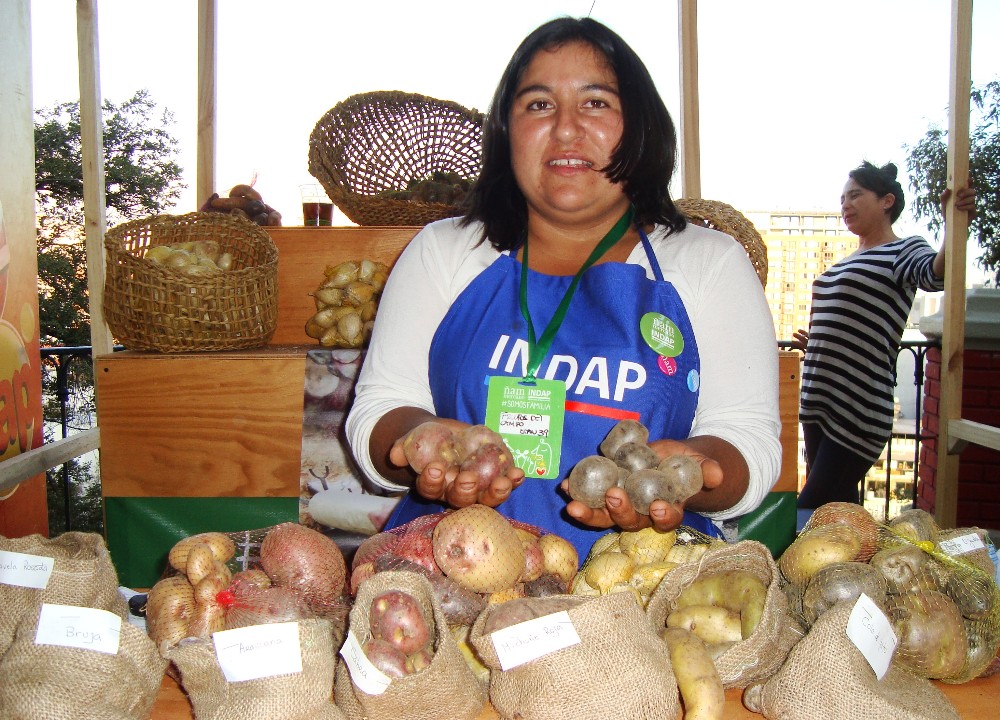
<box><xmin>462</xmin><ymin>16</ymin><xmax>686</xmax><ymax>251</ymax></box>
<box><xmin>849</xmin><ymin>161</ymin><xmax>905</xmax><ymax>223</ymax></box>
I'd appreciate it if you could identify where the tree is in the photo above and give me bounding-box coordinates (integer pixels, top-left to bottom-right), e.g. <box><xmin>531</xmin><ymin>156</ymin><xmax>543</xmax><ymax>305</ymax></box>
<box><xmin>34</xmin><ymin>90</ymin><xmax>185</xmax><ymax>531</ymax></box>
<box><xmin>906</xmin><ymin>80</ymin><xmax>1000</xmax><ymax>285</ymax></box>
<box><xmin>35</xmin><ymin>89</ymin><xmax>185</xmax><ymax>346</ymax></box>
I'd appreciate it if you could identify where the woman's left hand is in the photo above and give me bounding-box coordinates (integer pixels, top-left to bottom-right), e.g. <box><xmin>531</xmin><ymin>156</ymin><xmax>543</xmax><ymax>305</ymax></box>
<box><xmin>560</xmin><ymin>439</ymin><xmax>724</xmax><ymax>533</ymax></box>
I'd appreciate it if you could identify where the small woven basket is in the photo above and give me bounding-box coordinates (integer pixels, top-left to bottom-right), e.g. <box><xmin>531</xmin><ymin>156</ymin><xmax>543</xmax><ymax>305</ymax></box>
<box><xmin>308</xmin><ymin>90</ymin><xmax>484</xmax><ymax>226</ymax></box>
<box><xmin>103</xmin><ymin>212</ymin><xmax>278</xmax><ymax>352</ymax></box>
<box><xmin>675</xmin><ymin>198</ymin><xmax>768</xmax><ymax>287</ymax></box>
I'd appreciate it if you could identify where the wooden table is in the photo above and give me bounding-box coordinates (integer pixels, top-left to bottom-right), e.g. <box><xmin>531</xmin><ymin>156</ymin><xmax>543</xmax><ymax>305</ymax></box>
<box><xmin>153</xmin><ymin>671</ymin><xmax>999</xmax><ymax>719</ymax></box>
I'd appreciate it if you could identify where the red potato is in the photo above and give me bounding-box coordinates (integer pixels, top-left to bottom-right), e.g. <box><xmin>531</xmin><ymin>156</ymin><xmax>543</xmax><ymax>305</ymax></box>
<box><xmin>370</xmin><ymin>590</ymin><xmax>433</xmax><ymax>656</ymax></box>
<box><xmin>805</xmin><ymin>502</ymin><xmax>880</xmax><ymax>562</ymax></box>
<box><xmin>223</xmin><ymin>584</ymin><xmax>309</xmax><ymax>630</ymax></box>
<box><xmin>259</xmin><ymin>522</ymin><xmax>347</xmax><ymax>611</ymax></box>
<box><xmin>352</xmin><ymin>531</ymin><xmax>401</xmax><ymax>572</ymax></box>
<box><xmin>460</xmin><ymin>441</ymin><xmax>515</xmax><ymax>491</ymax></box>
<box><xmin>392</xmin><ymin>527</ymin><xmax>440</xmax><ymax>574</ymax></box>
<box><xmin>364</xmin><ymin>638</ymin><xmax>409</xmax><ymax>679</ymax></box>
<box><xmin>432</xmin><ymin>504</ymin><xmax>526</xmax><ymax>593</ymax></box>
<box><xmin>892</xmin><ymin>590</ymin><xmax>969</xmax><ymax>679</ymax></box>
<box><xmin>370</xmin><ymin>555</ymin><xmax>486</xmax><ymax>627</ymax></box>
<box><xmin>453</xmin><ymin>424</ymin><xmax>507</xmax><ymax>460</ymax></box>
<box><xmin>402</xmin><ymin>421</ymin><xmax>458</xmax><ymax>472</ymax></box>
<box><xmin>406</xmin><ymin>646</ymin><xmax>435</xmax><ymax>674</ymax></box>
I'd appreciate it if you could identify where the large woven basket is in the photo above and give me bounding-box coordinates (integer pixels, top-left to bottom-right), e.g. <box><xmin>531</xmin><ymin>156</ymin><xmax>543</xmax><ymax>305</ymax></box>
<box><xmin>308</xmin><ymin>90</ymin><xmax>484</xmax><ymax>226</ymax></box>
<box><xmin>103</xmin><ymin>212</ymin><xmax>278</xmax><ymax>352</ymax></box>
<box><xmin>675</xmin><ymin>198</ymin><xmax>768</xmax><ymax>287</ymax></box>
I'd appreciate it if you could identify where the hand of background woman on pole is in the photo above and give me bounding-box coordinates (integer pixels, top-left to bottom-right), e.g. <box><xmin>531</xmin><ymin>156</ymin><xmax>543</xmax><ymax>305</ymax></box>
<box><xmin>790</xmin><ymin>328</ymin><xmax>809</xmax><ymax>353</ymax></box>
<box><xmin>940</xmin><ymin>185</ymin><xmax>977</xmax><ymax>221</ymax></box>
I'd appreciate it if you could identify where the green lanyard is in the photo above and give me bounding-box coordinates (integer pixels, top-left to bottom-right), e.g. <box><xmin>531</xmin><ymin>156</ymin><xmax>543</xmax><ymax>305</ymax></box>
<box><xmin>518</xmin><ymin>205</ymin><xmax>636</xmax><ymax>382</ymax></box>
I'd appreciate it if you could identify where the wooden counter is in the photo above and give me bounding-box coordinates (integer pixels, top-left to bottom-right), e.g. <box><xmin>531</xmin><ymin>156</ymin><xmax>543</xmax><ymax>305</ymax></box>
<box><xmin>152</xmin><ymin>671</ymin><xmax>999</xmax><ymax>719</ymax></box>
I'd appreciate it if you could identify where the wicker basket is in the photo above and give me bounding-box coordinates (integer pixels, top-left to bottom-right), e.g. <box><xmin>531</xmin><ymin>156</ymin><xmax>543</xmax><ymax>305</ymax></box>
<box><xmin>103</xmin><ymin>212</ymin><xmax>278</xmax><ymax>352</ymax></box>
<box><xmin>308</xmin><ymin>90</ymin><xmax>484</xmax><ymax>226</ymax></box>
<box><xmin>675</xmin><ymin>198</ymin><xmax>768</xmax><ymax>287</ymax></box>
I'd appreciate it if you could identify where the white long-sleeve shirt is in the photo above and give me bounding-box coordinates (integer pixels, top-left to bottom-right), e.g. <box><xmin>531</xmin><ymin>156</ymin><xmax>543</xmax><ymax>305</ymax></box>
<box><xmin>346</xmin><ymin>217</ymin><xmax>782</xmax><ymax>521</ymax></box>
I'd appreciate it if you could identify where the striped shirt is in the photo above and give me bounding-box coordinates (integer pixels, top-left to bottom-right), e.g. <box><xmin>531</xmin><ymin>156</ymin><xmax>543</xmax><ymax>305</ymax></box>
<box><xmin>799</xmin><ymin>235</ymin><xmax>944</xmax><ymax>462</ymax></box>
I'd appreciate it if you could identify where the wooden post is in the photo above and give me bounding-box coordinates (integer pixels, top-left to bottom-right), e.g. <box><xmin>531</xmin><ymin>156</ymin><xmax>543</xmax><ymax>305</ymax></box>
<box><xmin>934</xmin><ymin>0</ymin><xmax>973</xmax><ymax>529</ymax></box>
<box><xmin>678</xmin><ymin>0</ymin><xmax>701</xmax><ymax>199</ymax></box>
<box><xmin>76</xmin><ymin>0</ymin><xmax>113</xmax><ymax>357</ymax></box>
<box><xmin>197</xmin><ymin>0</ymin><xmax>217</xmax><ymax>205</ymax></box>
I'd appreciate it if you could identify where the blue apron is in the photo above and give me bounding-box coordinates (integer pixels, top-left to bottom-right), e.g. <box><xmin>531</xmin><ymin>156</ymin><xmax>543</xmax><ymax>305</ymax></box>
<box><xmin>386</xmin><ymin>227</ymin><xmax>718</xmax><ymax>558</ymax></box>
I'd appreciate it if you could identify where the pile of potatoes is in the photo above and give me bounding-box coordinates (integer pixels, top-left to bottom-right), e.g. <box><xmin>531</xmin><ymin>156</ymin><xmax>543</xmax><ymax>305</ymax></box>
<box><xmin>779</xmin><ymin>503</ymin><xmax>1000</xmax><ymax>682</ymax></box>
<box><xmin>198</xmin><ymin>183</ymin><xmax>282</xmax><ymax>226</ymax></box>
<box><xmin>305</xmin><ymin>258</ymin><xmax>388</xmax><ymax>348</ymax></box>
<box><xmin>570</xmin><ymin>526</ymin><xmax>721</xmax><ymax>607</ymax></box>
<box><xmin>144</xmin><ymin>524</ymin><xmax>349</xmax><ymax>657</ymax></box>
<box><xmin>144</xmin><ymin>239</ymin><xmax>234</xmax><ymax>277</ymax></box>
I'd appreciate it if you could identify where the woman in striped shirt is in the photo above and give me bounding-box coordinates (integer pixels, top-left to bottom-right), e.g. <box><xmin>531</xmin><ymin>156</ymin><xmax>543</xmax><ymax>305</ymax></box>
<box><xmin>792</xmin><ymin>161</ymin><xmax>976</xmax><ymax>508</ymax></box>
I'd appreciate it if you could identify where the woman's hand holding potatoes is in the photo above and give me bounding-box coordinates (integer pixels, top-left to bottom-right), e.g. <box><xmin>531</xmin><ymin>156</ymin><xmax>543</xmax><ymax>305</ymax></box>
<box><xmin>562</xmin><ymin>438</ymin><xmax>720</xmax><ymax>533</ymax></box>
<box><xmin>389</xmin><ymin>419</ymin><xmax>525</xmax><ymax>508</ymax></box>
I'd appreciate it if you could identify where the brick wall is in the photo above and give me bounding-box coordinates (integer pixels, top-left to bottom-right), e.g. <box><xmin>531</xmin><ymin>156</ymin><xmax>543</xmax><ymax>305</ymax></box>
<box><xmin>918</xmin><ymin>347</ymin><xmax>1000</xmax><ymax>528</ymax></box>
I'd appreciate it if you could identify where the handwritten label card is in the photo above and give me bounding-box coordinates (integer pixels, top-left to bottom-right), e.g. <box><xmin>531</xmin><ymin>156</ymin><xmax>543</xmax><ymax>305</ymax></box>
<box><xmin>213</xmin><ymin>621</ymin><xmax>302</xmax><ymax>682</ymax></box>
<box><xmin>0</xmin><ymin>549</ymin><xmax>54</xmax><ymax>589</ymax></box>
<box><xmin>34</xmin><ymin>603</ymin><xmax>122</xmax><ymax>655</ymax></box>
<box><xmin>939</xmin><ymin>532</ymin><xmax>986</xmax><ymax>556</ymax></box>
<box><xmin>846</xmin><ymin>593</ymin><xmax>897</xmax><ymax>680</ymax></box>
<box><xmin>340</xmin><ymin>630</ymin><xmax>392</xmax><ymax>695</ymax></box>
<box><xmin>490</xmin><ymin>610</ymin><xmax>581</xmax><ymax>671</ymax></box>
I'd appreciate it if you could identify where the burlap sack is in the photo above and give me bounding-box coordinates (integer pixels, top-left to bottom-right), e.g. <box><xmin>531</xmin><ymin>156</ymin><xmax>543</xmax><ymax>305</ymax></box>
<box><xmin>743</xmin><ymin>600</ymin><xmax>960</xmax><ymax>720</ymax></box>
<box><xmin>0</xmin><ymin>532</ymin><xmax>128</xmax><ymax>656</ymax></box>
<box><xmin>470</xmin><ymin>591</ymin><xmax>681</xmax><ymax>720</ymax></box>
<box><xmin>646</xmin><ymin>539</ymin><xmax>803</xmax><ymax>689</ymax></box>
<box><xmin>0</xmin><ymin>603</ymin><xmax>167</xmax><ymax>720</ymax></box>
<box><xmin>166</xmin><ymin>617</ymin><xmax>344</xmax><ymax>720</ymax></box>
<box><xmin>334</xmin><ymin>570</ymin><xmax>486</xmax><ymax>720</ymax></box>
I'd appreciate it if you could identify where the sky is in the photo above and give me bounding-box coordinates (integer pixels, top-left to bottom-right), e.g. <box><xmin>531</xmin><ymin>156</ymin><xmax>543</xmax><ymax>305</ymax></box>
<box><xmin>28</xmin><ymin>0</ymin><xmax>1000</xmax><ymax>282</ymax></box>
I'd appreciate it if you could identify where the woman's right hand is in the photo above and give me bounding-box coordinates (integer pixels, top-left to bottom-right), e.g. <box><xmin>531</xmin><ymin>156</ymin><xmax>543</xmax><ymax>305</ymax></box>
<box><xmin>790</xmin><ymin>328</ymin><xmax>809</xmax><ymax>352</ymax></box>
<box><xmin>387</xmin><ymin>418</ymin><xmax>525</xmax><ymax>509</ymax></box>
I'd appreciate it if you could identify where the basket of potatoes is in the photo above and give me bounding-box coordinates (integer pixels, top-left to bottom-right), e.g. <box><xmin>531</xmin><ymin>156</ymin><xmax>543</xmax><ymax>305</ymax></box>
<box><xmin>103</xmin><ymin>212</ymin><xmax>278</xmax><ymax>352</ymax></box>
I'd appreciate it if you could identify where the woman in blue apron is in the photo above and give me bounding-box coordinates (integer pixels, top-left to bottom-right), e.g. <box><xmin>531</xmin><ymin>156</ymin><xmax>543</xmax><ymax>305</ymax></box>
<box><xmin>347</xmin><ymin>17</ymin><xmax>775</xmax><ymax>559</ymax></box>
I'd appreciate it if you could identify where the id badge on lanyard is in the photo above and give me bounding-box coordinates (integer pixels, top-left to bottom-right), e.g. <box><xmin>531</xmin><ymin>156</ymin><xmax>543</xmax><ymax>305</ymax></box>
<box><xmin>485</xmin><ymin>207</ymin><xmax>635</xmax><ymax>480</ymax></box>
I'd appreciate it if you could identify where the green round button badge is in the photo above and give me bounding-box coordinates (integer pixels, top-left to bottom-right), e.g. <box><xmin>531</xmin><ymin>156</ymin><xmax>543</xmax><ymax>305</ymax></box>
<box><xmin>640</xmin><ymin>312</ymin><xmax>684</xmax><ymax>358</ymax></box>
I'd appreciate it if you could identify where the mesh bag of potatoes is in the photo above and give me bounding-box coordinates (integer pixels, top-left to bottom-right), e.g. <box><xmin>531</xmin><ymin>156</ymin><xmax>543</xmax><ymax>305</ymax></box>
<box><xmin>470</xmin><ymin>591</ymin><xmax>681</xmax><ymax>720</ymax></box>
<box><xmin>645</xmin><ymin>538</ymin><xmax>805</xmax><ymax>689</ymax></box>
<box><xmin>165</xmin><ymin>618</ymin><xmax>345</xmax><ymax>720</ymax></box>
<box><xmin>305</xmin><ymin>258</ymin><xmax>389</xmax><ymax>348</ymax></box>
<box><xmin>144</xmin><ymin>524</ymin><xmax>351</xmax><ymax>660</ymax></box>
<box><xmin>334</xmin><ymin>570</ymin><xmax>486</xmax><ymax>720</ymax></box>
<box><xmin>742</xmin><ymin>599</ymin><xmax>960</xmax><ymax>720</ymax></box>
<box><xmin>779</xmin><ymin>503</ymin><xmax>1000</xmax><ymax>684</ymax></box>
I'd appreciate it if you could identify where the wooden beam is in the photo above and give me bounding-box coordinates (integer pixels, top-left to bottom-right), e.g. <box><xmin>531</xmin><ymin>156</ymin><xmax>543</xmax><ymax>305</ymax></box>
<box><xmin>948</xmin><ymin>419</ymin><xmax>1000</xmax><ymax>454</ymax></box>
<box><xmin>678</xmin><ymin>0</ymin><xmax>701</xmax><ymax>199</ymax></box>
<box><xmin>934</xmin><ymin>0</ymin><xmax>973</xmax><ymax>529</ymax></box>
<box><xmin>76</xmin><ymin>0</ymin><xmax>113</xmax><ymax>357</ymax></box>
<box><xmin>197</xmin><ymin>0</ymin><xmax>217</xmax><ymax>205</ymax></box>
<box><xmin>0</xmin><ymin>429</ymin><xmax>101</xmax><ymax>495</ymax></box>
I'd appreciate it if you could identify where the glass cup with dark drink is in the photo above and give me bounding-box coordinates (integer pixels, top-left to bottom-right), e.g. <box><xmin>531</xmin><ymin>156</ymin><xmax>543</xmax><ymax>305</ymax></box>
<box><xmin>300</xmin><ymin>184</ymin><xmax>334</xmax><ymax>226</ymax></box>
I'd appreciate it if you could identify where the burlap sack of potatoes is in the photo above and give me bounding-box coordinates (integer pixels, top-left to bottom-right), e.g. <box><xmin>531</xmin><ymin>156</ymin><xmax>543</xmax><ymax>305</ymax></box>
<box><xmin>0</xmin><ymin>531</ymin><xmax>129</xmax><ymax>656</ymax></box>
<box><xmin>334</xmin><ymin>570</ymin><xmax>487</xmax><ymax>720</ymax></box>
<box><xmin>166</xmin><ymin>618</ymin><xmax>345</xmax><ymax>720</ymax></box>
<box><xmin>470</xmin><ymin>591</ymin><xmax>681</xmax><ymax>720</ymax></box>
<box><xmin>0</xmin><ymin>603</ymin><xmax>167</xmax><ymax>720</ymax></box>
<box><xmin>645</xmin><ymin>539</ymin><xmax>804</xmax><ymax>689</ymax></box>
<box><xmin>743</xmin><ymin>600</ymin><xmax>960</xmax><ymax>720</ymax></box>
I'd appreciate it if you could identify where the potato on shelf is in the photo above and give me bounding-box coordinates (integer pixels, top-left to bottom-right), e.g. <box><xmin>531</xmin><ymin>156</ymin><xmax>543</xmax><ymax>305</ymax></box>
<box><xmin>198</xmin><ymin>182</ymin><xmax>282</xmax><ymax>226</ymax></box>
<box><xmin>305</xmin><ymin>258</ymin><xmax>389</xmax><ymax>348</ymax></box>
